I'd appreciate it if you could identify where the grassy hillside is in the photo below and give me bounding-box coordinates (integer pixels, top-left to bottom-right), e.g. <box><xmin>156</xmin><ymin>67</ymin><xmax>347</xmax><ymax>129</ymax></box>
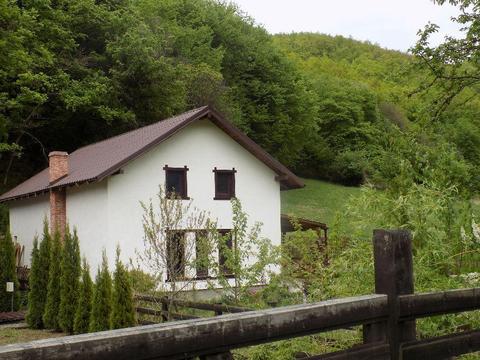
<box><xmin>281</xmin><ymin>178</ymin><xmax>361</xmax><ymax>226</ymax></box>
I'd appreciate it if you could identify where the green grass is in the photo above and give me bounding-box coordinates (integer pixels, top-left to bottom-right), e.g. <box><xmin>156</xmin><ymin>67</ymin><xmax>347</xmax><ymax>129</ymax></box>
<box><xmin>0</xmin><ymin>327</ymin><xmax>65</xmax><ymax>346</ymax></box>
<box><xmin>281</xmin><ymin>178</ymin><xmax>361</xmax><ymax>227</ymax></box>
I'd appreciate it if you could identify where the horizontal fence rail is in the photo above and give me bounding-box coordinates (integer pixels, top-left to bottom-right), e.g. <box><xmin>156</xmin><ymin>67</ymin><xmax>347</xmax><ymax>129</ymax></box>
<box><xmin>0</xmin><ymin>295</ymin><xmax>388</xmax><ymax>360</ymax></box>
<box><xmin>399</xmin><ymin>287</ymin><xmax>480</xmax><ymax>320</ymax></box>
<box><xmin>135</xmin><ymin>294</ymin><xmax>252</xmax><ymax>314</ymax></box>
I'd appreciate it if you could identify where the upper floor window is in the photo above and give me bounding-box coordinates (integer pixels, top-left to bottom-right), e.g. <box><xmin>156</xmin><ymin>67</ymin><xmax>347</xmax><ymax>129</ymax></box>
<box><xmin>164</xmin><ymin>165</ymin><xmax>189</xmax><ymax>199</ymax></box>
<box><xmin>213</xmin><ymin>168</ymin><xmax>236</xmax><ymax>200</ymax></box>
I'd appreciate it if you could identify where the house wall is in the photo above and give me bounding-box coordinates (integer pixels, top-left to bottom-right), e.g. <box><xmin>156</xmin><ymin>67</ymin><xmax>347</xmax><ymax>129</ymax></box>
<box><xmin>9</xmin><ymin>194</ymin><xmax>50</xmax><ymax>266</ymax></box>
<box><xmin>107</xmin><ymin>118</ymin><xmax>281</xmax><ymax>288</ymax></box>
<box><xmin>8</xmin><ymin>118</ymin><xmax>283</xmax><ymax>285</ymax></box>
<box><xmin>66</xmin><ymin>181</ymin><xmax>108</xmax><ymax>273</ymax></box>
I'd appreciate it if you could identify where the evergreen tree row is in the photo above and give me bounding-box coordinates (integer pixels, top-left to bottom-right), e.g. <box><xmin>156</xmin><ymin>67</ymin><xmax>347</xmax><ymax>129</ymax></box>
<box><xmin>27</xmin><ymin>221</ymin><xmax>136</xmax><ymax>334</ymax></box>
<box><xmin>0</xmin><ymin>230</ymin><xmax>20</xmax><ymax>312</ymax></box>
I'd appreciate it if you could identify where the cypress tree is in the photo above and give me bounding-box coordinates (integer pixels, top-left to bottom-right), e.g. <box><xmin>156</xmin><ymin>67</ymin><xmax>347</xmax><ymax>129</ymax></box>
<box><xmin>27</xmin><ymin>237</ymin><xmax>41</xmax><ymax>327</ymax></box>
<box><xmin>111</xmin><ymin>247</ymin><xmax>136</xmax><ymax>329</ymax></box>
<box><xmin>59</xmin><ymin>228</ymin><xmax>81</xmax><ymax>334</ymax></box>
<box><xmin>27</xmin><ymin>221</ymin><xmax>51</xmax><ymax>328</ymax></box>
<box><xmin>89</xmin><ymin>250</ymin><xmax>113</xmax><ymax>332</ymax></box>
<box><xmin>0</xmin><ymin>230</ymin><xmax>19</xmax><ymax>312</ymax></box>
<box><xmin>43</xmin><ymin>230</ymin><xmax>62</xmax><ymax>330</ymax></box>
<box><xmin>74</xmin><ymin>258</ymin><xmax>93</xmax><ymax>334</ymax></box>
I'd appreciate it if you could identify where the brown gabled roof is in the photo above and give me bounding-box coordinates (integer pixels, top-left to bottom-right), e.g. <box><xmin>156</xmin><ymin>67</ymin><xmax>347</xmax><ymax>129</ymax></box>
<box><xmin>0</xmin><ymin>106</ymin><xmax>304</xmax><ymax>202</ymax></box>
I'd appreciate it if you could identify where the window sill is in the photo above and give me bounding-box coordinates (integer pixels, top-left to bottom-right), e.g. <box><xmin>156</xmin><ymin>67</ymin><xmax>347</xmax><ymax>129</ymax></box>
<box><xmin>214</xmin><ymin>196</ymin><xmax>234</xmax><ymax>201</ymax></box>
<box><xmin>165</xmin><ymin>196</ymin><xmax>190</xmax><ymax>201</ymax></box>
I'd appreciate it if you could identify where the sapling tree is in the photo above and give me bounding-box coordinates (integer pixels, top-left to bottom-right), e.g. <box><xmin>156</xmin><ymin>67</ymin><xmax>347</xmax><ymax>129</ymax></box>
<box><xmin>112</xmin><ymin>247</ymin><xmax>136</xmax><ymax>329</ymax></box>
<box><xmin>209</xmin><ymin>198</ymin><xmax>277</xmax><ymax>304</ymax></box>
<box><xmin>74</xmin><ymin>258</ymin><xmax>93</xmax><ymax>334</ymax></box>
<box><xmin>43</xmin><ymin>230</ymin><xmax>63</xmax><ymax>330</ymax></box>
<box><xmin>0</xmin><ymin>230</ymin><xmax>20</xmax><ymax>312</ymax></box>
<box><xmin>27</xmin><ymin>220</ymin><xmax>51</xmax><ymax>328</ymax></box>
<box><xmin>138</xmin><ymin>186</ymin><xmax>216</xmax><ymax>318</ymax></box>
<box><xmin>90</xmin><ymin>250</ymin><xmax>113</xmax><ymax>332</ymax></box>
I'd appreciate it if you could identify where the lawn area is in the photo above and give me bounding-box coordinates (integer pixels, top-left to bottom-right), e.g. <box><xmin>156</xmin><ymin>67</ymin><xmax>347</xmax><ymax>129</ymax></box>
<box><xmin>0</xmin><ymin>326</ymin><xmax>65</xmax><ymax>346</ymax></box>
<box><xmin>281</xmin><ymin>178</ymin><xmax>361</xmax><ymax>227</ymax></box>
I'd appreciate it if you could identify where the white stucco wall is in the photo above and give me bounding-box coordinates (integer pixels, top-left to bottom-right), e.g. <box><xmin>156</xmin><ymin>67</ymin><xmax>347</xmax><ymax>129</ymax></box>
<box><xmin>66</xmin><ymin>181</ymin><xmax>108</xmax><ymax>273</ymax></box>
<box><xmin>107</xmin><ymin>118</ymin><xmax>282</xmax><ymax>287</ymax></box>
<box><xmin>7</xmin><ymin>118</ymin><xmax>283</xmax><ymax>285</ymax></box>
<box><xmin>9</xmin><ymin>194</ymin><xmax>50</xmax><ymax>266</ymax></box>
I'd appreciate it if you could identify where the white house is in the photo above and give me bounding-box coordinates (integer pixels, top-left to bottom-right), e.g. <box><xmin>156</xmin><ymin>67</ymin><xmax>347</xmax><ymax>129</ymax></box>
<box><xmin>0</xmin><ymin>106</ymin><xmax>304</xmax><ymax>287</ymax></box>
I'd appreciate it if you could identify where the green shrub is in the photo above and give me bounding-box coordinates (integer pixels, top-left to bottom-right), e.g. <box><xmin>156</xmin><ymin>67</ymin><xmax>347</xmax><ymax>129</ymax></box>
<box><xmin>74</xmin><ymin>258</ymin><xmax>93</xmax><ymax>334</ymax></box>
<box><xmin>0</xmin><ymin>230</ymin><xmax>19</xmax><ymax>312</ymax></box>
<box><xmin>27</xmin><ymin>221</ymin><xmax>51</xmax><ymax>328</ymax></box>
<box><xmin>111</xmin><ymin>248</ymin><xmax>136</xmax><ymax>329</ymax></box>
<box><xmin>89</xmin><ymin>250</ymin><xmax>113</xmax><ymax>332</ymax></box>
<box><xmin>59</xmin><ymin>228</ymin><xmax>81</xmax><ymax>334</ymax></box>
<box><xmin>43</xmin><ymin>230</ymin><xmax>63</xmax><ymax>330</ymax></box>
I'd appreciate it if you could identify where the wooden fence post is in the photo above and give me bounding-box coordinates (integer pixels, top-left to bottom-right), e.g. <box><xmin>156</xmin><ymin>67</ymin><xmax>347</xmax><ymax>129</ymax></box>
<box><xmin>161</xmin><ymin>297</ymin><xmax>169</xmax><ymax>322</ymax></box>
<box><xmin>363</xmin><ymin>229</ymin><xmax>416</xmax><ymax>360</ymax></box>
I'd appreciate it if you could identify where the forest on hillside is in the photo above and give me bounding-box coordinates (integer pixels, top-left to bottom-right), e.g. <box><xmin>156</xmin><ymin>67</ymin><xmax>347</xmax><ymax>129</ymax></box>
<box><xmin>1</xmin><ymin>0</ymin><xmax>480</xmax><ymax>219</ymax></box>
<box><xmin>1</xmin><ymin>0</ymin><xmax>479</xmax><ymax>194</ymax></box>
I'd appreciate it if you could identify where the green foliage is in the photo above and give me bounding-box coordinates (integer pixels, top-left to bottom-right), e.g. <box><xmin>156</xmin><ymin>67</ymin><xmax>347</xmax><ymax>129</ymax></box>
<box><xmin>89</xmin><ymin>251</ymin><xmax>113</xmax><ymax>332</ymax></box>
<box><xmin>281</xmin><ymin>225</ymin><xmax>327</xmax><ymax>301</ymax></box>
<box><xmin>0</xmin><ymin>229</ymin><xmax>19</xmax><ymax>312</ymax></box>
<box><xmin>111</xmin><ymin>248</ymin><xmax>135</xmax><ymax>329</ymax></box>
<box><xmin>211</xmin><ymin>198</ymin><xmax>277</xmax><ymax>304</ymax></box>
<box><xmin>73</xmin><ymin>259</ymin><xmax>93</xmax><ymax>334</ymax></box>
<box><xmin>128</xmin><ymin>269</ymin><xmax>156</xmax><ymax>294</ymax></box>
<box><xmin>27</xmin><ymin>221</ymin><xmax>51</xmax><ymax>329</ymax></box>
<box><xmin>59</xmin><ymin>228</ymin><xmax>81</xmax><ymax>334</ymax></box>
<box><xmin>43</xmin><ymin>231</ymin><xmax>62</xmax><ymax>330</ymax></box>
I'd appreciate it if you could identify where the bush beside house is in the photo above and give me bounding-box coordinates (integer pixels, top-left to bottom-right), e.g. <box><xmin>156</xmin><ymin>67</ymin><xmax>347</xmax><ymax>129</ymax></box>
<box><xmin>25</xmin><ymin>223</ymin><xmax>135</xmax><ymax>334</ymax></box>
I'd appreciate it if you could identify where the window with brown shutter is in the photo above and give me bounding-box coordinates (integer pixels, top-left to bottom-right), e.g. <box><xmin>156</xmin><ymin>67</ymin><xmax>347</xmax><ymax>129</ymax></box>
<box><xmin>213</xmin><ymin>168</ymin><xmax>236</xmax><ymax>200</ymax></box>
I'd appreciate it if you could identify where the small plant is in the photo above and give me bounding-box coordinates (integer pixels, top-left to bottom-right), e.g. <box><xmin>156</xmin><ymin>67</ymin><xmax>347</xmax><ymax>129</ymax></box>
<box><xmin>43</xmin><ymin>230</ymin><xmax>63</xmax><ymax>330</ymax></box>
<box><xmin>111</xmin><ymin>247</ymin><xmax>136</xmax><ymax>329</ymax></box>
<box><xmin>89</xmin><ymin>250</ymin><xmax>113</xmax><ymax>332</ymax></box>
<box><xmin>74</xmin><ymin>258</ymin><xmax>93</xmax><ymax>334</ymax></box>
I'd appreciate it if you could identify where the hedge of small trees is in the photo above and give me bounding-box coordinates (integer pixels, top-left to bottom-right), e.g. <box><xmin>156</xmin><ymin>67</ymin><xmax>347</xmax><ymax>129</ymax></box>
<box><xmin>27</xmin><ymin>221</ymin><xmax>136</xmax><ymax>334</ymax></box>
<box><xmin>0</xmin><ymin>229</ymin><xmax>19</xmax><ymax>312</ymax></box>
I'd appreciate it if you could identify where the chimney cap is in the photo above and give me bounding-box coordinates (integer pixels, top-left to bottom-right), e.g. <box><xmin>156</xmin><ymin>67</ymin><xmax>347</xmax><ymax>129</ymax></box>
<box><xmin>49</xmin><ymin>151</ymin><xmax>68</xmax><ymax>157</ymax></box>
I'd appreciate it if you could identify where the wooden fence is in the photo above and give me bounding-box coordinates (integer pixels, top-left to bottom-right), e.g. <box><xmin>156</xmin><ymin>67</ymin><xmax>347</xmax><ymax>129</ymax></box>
<box><xmin>0</xmin><ymin>229</ymin><xmax>479</xmax><ymax>359</ymax></box>
<box><xmin>135</xmin><ymin>294</ymin><xmax>252</xmax><ymax>323</ymax></box>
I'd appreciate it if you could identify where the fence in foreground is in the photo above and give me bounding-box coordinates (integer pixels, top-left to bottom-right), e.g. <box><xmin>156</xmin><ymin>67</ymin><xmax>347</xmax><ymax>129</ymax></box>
<box><xmin>0</xmin><ymin>229</ymin><xmax>479</xmax><ymax>359</ymax></box>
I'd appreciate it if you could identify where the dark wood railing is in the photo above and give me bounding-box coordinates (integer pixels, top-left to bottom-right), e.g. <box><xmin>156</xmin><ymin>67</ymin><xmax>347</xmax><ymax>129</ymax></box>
<box><xmin>135</xmin><ymin>294</ymin><xmax>252</xmax><ymax>322</ymax></box>
<box><xmin>0</xmin><ymin>229</ymin><xmax>478</xmax><ymax>360</ymax></box>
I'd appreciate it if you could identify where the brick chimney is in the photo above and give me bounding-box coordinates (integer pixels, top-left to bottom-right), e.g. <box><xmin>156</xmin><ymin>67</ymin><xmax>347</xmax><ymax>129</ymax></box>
<box><xmin>49</xmin><ymin>151</ymin><xmax>68</xmax><ymax>236</ymax></box>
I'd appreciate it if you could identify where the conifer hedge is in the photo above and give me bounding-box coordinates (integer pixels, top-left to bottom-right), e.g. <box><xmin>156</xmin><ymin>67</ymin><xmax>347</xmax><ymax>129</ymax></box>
<box><xmin>112</xmin><ymin>248</ymin><xmax>136</xmax><ymax>329</ymax></box>
<box><xmin>27</xmin><ymin>221</ymin><xmax>51</xmax><ymax>328</ymax></box>
<box><xmin>0</xmin><ymin>230</ymin><xmax>19</xmax><ymax>312</ymax></box>
<box><xmin>89</xmin><ymin>251</ymin><xmax>113</xmax><ymax>332</ymax></box>
<box><xmin>43</xmin><ymin>230</ymin><xmax>62</xmax><ymax>330</ymax></box>
<box><xmin>59</xmin><ymin>228</ymin><xmax>81</xmax><ymax>334</ymax></box>
<box><xmin>74</xmin><ymin>258</ymin><xmax>93</xmax><ymax>334</ymax></box>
